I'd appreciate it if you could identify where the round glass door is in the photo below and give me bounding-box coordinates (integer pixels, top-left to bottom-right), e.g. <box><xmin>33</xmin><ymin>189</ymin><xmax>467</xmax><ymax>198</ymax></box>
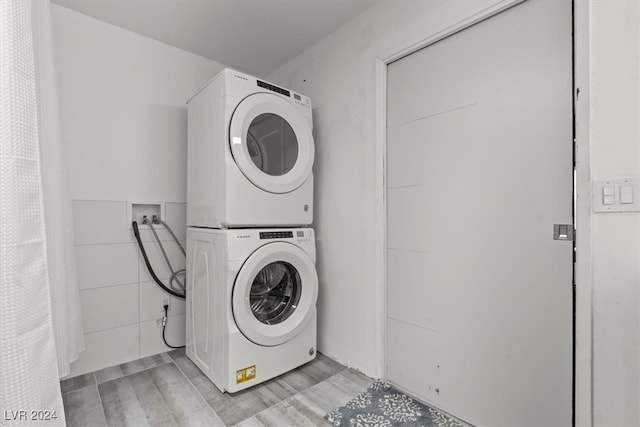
<box><xmin>247</xmin><ymin>114</ymin><xmax>299</xmax><ymax>177</ymax></box>
<box><xmin>230</xmin><ymin>93</ymin><xmax>314</xmax><ymax>194</ymax></box>
<box><xmin>250</xmin><ymin>261</ymin><xmax>301</xmax><ymax>325</ymax></box>
<box><xmin>232</xmin><ymin>242</ymin><xmax>318</xmax><ymax>346</ymax></box>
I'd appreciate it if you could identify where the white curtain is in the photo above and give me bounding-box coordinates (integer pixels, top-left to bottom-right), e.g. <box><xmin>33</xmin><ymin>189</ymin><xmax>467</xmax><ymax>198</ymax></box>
<box><xmin>0</xmin><ymin>0</ymin><xmax>66</xmax><ymax>424</ymax></box>
<box><xmin>32</xmin><ymin>0</ymin><xmax>84</xmax><ymax>378</ymax></box>
<box><xmin>1</xmin><ymin>0</ymin><xmax>82</xmax><ymax>423</ymax></box>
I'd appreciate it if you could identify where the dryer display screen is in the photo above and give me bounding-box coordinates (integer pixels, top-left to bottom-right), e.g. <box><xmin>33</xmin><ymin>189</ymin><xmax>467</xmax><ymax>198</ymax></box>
<box><xmin>259</xmin><ymin>231</ymin><xmax>293</xmax><ymax>239</ymax></box>
<box><xmin>257</xmin><ymin>80</ymin><xmax>290</xmax><ymax>97</ymax></box>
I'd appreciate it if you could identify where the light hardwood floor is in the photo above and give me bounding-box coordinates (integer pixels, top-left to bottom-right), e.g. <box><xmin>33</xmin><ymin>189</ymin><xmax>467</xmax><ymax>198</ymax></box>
<box><xmin>61</xmin><ymin>350</ymin><xmax>373</xmax><ymax>426</ymax></box>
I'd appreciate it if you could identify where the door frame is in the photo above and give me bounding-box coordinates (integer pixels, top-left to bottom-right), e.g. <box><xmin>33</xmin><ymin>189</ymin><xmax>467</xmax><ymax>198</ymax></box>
<box><xmin>372</xmin><ymin>0</ymin><xmax>592</xmax><ymax>424</ymax></box>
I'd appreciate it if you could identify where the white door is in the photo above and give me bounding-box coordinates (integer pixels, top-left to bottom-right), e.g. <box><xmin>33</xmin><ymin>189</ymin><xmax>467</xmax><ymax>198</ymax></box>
<box><xmin>386</xmin><ymin>0</ymin><xmax>573</xmax><ymax>425</ymax></box>
<box><xmin>232</xmin><ymin>242</ymin><xmax>318</xmax><ymax>346</ymax></box>
<box><xmin>229</xmin><ymin>93</ymin><xmax>315</xmax><ymax>194</ymax></box>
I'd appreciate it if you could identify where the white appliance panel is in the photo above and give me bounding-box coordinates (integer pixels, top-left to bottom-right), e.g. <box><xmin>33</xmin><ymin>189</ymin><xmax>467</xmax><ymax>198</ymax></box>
<box><xmin>187</xmin><ymin>68</ymin><xmax>314</xmax><ymax>228</ymax></box>
<box><xmin>186</xmin><ymin>227</ymin><xmax>317</xmax><ymax>393</ymax></box>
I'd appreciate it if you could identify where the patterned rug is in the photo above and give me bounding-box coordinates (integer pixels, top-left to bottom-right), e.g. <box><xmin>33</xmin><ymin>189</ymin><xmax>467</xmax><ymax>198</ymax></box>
<box><xmin>324</xmin><ymin>381</ymin><xmax>468</xmax><ymax>427</ymax></box>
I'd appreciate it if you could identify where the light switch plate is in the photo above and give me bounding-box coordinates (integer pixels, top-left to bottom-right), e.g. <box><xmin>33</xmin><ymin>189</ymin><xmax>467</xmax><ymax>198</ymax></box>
<box><xmin>593</xmin><ymin>177</ymin><xmax>640</xmax><ymax>213</ymax></box>
<box><xmin>620</xmin><ymin>185</ymin><xmax>634</xmax><ymax>204</ymax></box>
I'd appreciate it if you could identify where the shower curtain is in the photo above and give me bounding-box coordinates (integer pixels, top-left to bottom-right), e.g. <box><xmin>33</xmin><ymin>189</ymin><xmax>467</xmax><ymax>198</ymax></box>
<box><xmin>1</xmin><ymin>0</ymin><xmax>82</xmax><ymax>423</ymax></box>
<box><xmin>32</xmin><ymin>0</ymin><xmax>84</xmax><ymax>379</ymax></box>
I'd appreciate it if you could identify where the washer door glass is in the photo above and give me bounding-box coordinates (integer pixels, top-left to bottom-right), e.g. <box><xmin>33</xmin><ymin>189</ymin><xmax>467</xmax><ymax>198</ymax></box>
<box><xmin>247</xmin><ymin>114</ymin><xmax>299</xmax><ymax>177</ymax></box>
<box><xmin>232</xmin><ymin>241</ymin><xmax>318</xmax><ymax>347</ymax></box>
<box><xmin>250</xmin><ymin>261</ymin><xmax>301</xmax><ymax>325</ymax></box>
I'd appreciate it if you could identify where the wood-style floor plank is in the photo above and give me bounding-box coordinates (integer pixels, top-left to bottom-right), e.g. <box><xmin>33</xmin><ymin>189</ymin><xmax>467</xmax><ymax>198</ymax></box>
<box><xmin>60</xmin><ymin>372</ymin><xmax>96</xmax><ymax>394</ymax></box>
<box><xmin>237</xmin><ymin>368</ymin><xmax>373</xmax><ymax>426</ymax></box>
<box><xmin>62</xmin><ymin>384</ymin><xmax>107</xmax><ymax>427</ymax></box>
<box><xmin>98</xmin><ymin>363</ymin><xmax>224</xmax><ymax>426</ymax></box>
<box><xmin>94</xmin><ymin>353</ymin><xmax>173</xmax><ymax>384</ymax></box>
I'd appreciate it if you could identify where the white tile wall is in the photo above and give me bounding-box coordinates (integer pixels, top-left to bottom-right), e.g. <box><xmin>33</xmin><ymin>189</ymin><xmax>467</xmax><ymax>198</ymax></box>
<box><xmin>69</xmin><ymin>324</ymin><xmax>140</xmax><ymax>377</ymax></box>
<box><xmin>69</xmin><ymin>199</ymin><xmax>187</xmax><ymax>378</ymax></box>
<box><xmin>80</xmin><ymin>283</ymin><xmax>139</xmax><ymax>333</ymax></box>
<box><xmin>75</xmin><ymin>243</ymin><xmax>139</xmax><ymax>289</ymax></box>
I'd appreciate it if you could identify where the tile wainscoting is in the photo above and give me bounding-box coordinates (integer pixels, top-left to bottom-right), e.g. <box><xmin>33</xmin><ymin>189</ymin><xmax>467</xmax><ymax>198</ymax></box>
<box><xmin>68</xmin><ymin>200</ymin><xmax>187</xmax><ymax>378</ymax></box>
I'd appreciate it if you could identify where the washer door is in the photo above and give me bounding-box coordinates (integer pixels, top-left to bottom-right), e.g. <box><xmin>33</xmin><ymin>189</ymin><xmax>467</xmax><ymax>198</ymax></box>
<box><xmin>232</xmin><ymin>242</ymin><xmax>318</xmax><ymax>346</ymax></box>
<box><xmin>229</xmin><ymin>93</ymin><xmax>314</xmax><ymax>194</ymax></box>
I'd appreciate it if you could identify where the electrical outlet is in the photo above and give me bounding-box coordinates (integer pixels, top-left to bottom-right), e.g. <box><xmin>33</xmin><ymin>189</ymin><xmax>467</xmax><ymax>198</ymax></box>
<box><xmin>160</xmin><ymin>295</ymin><xmax>170</xmax><ymax>313</ymax></box>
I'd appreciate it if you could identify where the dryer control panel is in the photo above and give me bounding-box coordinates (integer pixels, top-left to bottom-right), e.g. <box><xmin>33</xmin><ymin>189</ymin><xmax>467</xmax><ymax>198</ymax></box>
<box><xmin>255</xmin><ymin>78</ymin><xmax>311</xmax><ymax>109</ymax></box>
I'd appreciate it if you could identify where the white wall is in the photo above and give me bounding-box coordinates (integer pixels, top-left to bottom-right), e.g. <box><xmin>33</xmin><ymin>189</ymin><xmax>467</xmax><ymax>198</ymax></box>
<box><xmin>51</xmin><ymin>5</ymin><xmax>224</xmax><ymax>376</ymax></box>
<box><xmin>51</xmin><ymin>5</ymin><xmax>224</xmax><ymax>203</ymax></box>
<box><xmin>588</xmin><ymin>2</ymin><xmax>640</xmax><ymax>425</ymax></box>
<box><xmin>267</xmin><ymin>0</ymin><xmax>507</xmax><ymax>377</ymax></box>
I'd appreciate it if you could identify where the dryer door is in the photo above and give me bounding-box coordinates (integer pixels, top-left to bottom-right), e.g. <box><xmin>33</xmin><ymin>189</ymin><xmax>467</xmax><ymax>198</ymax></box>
<box><xmin>229</xmin><ymin>93</ymin><xmax>314</xmax><ymax>194</ymax></box>
<box><xmin>232</xmin><ymin>242</ymin><xmax>317</xmax><ymax>346</ymax></box>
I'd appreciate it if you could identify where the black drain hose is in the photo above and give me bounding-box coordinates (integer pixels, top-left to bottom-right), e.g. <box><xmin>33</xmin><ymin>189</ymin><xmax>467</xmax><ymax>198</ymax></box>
<box><xmin>132</xmin><ymin>221</ymin><xmax>185</xmax><ymax>299</ymax></box>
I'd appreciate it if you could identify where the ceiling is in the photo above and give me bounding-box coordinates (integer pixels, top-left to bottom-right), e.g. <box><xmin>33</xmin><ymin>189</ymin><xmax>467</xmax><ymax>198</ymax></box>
<box><xmin>51</xmin><ymin>0</ymin><xmax>380</xmax><ymax>77</ymax></box>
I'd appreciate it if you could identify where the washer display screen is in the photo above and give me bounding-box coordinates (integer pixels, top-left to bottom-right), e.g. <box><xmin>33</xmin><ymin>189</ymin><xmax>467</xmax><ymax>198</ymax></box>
<box><xmin>249</xmin><ymin>261</ymin><xmax>301</xmax><ymax>325</ymax></box>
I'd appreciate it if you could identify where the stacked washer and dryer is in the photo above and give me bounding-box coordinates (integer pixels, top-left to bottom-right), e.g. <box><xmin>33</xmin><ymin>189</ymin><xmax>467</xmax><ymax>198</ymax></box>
<box><xmin>185</xmin><ymin>69</ymin><xmax>318</xmax><ymax>393</ymax></box>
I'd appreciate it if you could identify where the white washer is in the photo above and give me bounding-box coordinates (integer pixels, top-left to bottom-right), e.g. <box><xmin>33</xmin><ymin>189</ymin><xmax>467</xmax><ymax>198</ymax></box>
<box><xmin>186</xmin><ymin>227</ymin><xmax>318</xmax><ymax>393</ymax></box>
<box><xmin>187</xmin><ymin>68</ymin><xmax>314</xmax><ymax>228</ymax></box>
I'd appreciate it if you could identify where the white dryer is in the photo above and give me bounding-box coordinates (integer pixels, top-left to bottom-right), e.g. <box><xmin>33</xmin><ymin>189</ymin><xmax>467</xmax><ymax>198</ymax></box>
<box><xmin>186</xmin><ymin>227</ymin><xmax>318</xmax><ymax>393</ymax></box>
<box><xmin>187</xmin><ymin>68</ymin><xmax>314</xmax><ymax>228</ymax></box>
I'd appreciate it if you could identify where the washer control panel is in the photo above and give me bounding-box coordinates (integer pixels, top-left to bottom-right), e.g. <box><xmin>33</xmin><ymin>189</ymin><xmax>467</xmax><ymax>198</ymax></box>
<box><xmin>296</xmin><ymin>230</ymin><xmax>312</xmax><ymax>243</ymax></box>
<box><xmin>226</xmin><ymin>228</ymin><xmax>314</xmax><ymax>259</ymax></box>
<box><xmin>259</xmin><ymin>231</ymin><xmax>293</xmax><ymax>239</ymax></box>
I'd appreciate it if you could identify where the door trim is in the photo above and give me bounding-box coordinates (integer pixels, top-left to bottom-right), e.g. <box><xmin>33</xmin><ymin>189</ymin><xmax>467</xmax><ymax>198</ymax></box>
<box><xmin>573</xmin><ymin>2</ymin><xmax>594</xmax><ymax>425</ymax></box>
<box><xmin>373</xmin><ymin>0</ymin><xmax>591</xmax><ymax>424</ymax></box>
